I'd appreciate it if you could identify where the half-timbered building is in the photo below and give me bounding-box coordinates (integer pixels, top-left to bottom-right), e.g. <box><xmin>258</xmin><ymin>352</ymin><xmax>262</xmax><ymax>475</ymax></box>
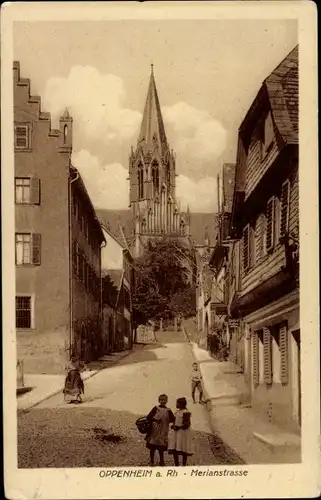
<box><xmin>228</xmin><ymin>46</ymin><xmax>300</xmax><ymax>430</ymax></box>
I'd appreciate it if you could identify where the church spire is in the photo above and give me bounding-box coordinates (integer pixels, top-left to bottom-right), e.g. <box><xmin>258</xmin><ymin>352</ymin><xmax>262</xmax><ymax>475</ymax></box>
<box><xmin>137</xmin><ymin>65</ymin><xmax>168</xmax><ymax>154</ymax></box>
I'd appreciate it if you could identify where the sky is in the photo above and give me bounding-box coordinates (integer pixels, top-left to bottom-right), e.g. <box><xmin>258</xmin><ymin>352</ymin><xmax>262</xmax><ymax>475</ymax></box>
<box><xmin>14</xmin><ymin>19</ymin><xmax>297</xmax><ymax>213</ymax></box>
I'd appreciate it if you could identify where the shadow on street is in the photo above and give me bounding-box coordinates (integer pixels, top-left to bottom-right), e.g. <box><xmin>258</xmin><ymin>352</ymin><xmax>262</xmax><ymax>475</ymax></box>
<box><xmin>17</xmin><ymin>407</ymin><xmax>244</xmax><ymax>468</ymax></box>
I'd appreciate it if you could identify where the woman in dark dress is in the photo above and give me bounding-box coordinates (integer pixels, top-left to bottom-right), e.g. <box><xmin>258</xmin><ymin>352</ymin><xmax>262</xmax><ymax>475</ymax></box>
<box><xmin>145</xmin><ymin>394</ymin><xmax>175</xmax><ymax>466</ymax></box>
<box><xmin>63</xmin><ymin>357</ymin><xmax>84</xmax><ymax>404</ymax></box>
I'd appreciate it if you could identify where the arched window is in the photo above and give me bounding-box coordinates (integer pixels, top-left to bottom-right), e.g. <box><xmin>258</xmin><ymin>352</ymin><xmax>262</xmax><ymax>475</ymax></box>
<box><xmin>64</xmin><ymin>125</ymin><xmax>68</xmax><ymax>144</ymax></box>
<box><xmin>137</xmin><ymin>164</ymin><xmax>144</xmax><ymax>199</ymax></box>
<box><xmin>152</xmin><ymin>161</ymin><xmax>159</xmax><ymax>194</ymax></box>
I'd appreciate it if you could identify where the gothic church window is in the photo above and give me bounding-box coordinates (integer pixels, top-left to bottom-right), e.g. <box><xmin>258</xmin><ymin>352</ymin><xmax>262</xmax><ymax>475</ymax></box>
<box><xmin>138</xmin><ymin>164</ymin><xmax>144</xmax><ymax>199</ymax></box>
<box><xmin>152</xmin><ymin>162</ymin><xmax>159</xmax><ymax>193</ymax></box>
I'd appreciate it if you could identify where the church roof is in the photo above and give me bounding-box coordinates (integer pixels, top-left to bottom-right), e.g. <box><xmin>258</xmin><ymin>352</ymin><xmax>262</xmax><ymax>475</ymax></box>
<box><xmin>97</xmin><ymin>209</ymin><xmax>218</xmax><ymax>247</ymax></box>
<box><xmin>137</xmin><ymin>65</ymin><xmax>168</xmax><ymax>155</ymax></box>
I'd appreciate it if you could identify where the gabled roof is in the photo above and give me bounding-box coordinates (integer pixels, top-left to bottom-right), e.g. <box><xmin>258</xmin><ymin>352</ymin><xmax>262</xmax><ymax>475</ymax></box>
<box><xmin>70</xmin><ymin>166</ymin><xmax>105</xmax><ymax>244</ymax></box>
<box><xmin>137</xmin><ymin>66</ymin><xmax>168</xmax><ymax>155</ymax></box>
<box><xmin>239</xmin><ymin>45</ymin><xmax>298</xmax><ymax>148</ymax></box>
<box><xmin>96</xmin><ymin>209</ymin><xmax>134</xmax><ymax>245</ymax></box>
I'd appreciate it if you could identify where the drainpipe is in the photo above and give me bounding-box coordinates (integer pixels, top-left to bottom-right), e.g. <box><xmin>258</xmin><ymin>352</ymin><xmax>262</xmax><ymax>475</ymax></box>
<box><xmin>69</xmin><ymin>170</ymin><xmax>79</xmax><ymax>360</ymax></box>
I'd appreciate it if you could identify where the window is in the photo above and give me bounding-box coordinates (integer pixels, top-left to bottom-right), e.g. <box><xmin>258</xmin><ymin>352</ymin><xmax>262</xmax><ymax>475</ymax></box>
<box><xmin>15</xmin><ymin>178</ymin><xmax>30</xmax><ymax>204</ymax></box>
<box><xmin>280</xmin><ymin>180</ymin><xmax>291</xmax><ymax>238</ymax></box>
<box><xmin>16</xmin><ymin>233</ymin><xmax>31</xmax><ymax>264</ymax></box>
<box><xmin>263</xmin><ymin>112</ymin><xmax>274</xmax><ymax>153</ymax></box>
<box><xmin>16</xmin><ymin>233</ymin><xmax>41</xmax><ymax>265</ymax></box>
<box><xmin>64</xmin><ymin>125</ymin><xmax>68</xmax><ymax>144</ymax></box>
<box><xmin>242</xmin><ymin>224</ymin><xmax>250</xmax><ymax>271</ymax></box>
<box><xmin>16</xmin><ymin>296</ymin><xmax>32</xmax><ymax>329</ymax></box>
<box><xmin>265</xmin><ymin>197</ymin><xmax>275</xmax><ymax>252</ymax></box>
<box><xmin>15</xmin><ymin>177</ymin><xmax>40</xmax><ymax>205</ymax></box>
<box><xmin>152</xmin><ymin>162</ymin><xmax>159</xmax><ymax>194</ymax></box>
<box><xmin>15</xmin><ymin>124</ymin><xmax>29</xmax><ymax>149</ymax></box>
<box><xmin>138</xmin><ymin>164</ymin><xmax>144</xmax><ymax>199</ymax></box>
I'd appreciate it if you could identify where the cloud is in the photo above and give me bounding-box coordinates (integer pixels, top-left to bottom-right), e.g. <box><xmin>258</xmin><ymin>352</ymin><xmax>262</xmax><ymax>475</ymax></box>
<box><xmin>42</xmin><ymin>65</ymin><xmax>141</xmax><ymax>146</ymax></box>
<box><xmin>176</xmin><ymin>175</ymin><xmax>218</xmax><ymax>213</ymax></box>
<box><xmin>162</xmin><ymin>101</ymin><xmax>227</xmax><ymax>160</ymax></box>
<box><xmin>72</xmin><ymin>149</ymin><xmax>129</xmax><ymax>210</ymax></box>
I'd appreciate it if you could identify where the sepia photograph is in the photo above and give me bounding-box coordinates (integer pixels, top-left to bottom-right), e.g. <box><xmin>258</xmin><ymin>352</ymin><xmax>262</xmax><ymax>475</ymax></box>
<box><xmin>2</xmin><ymin>2</ymin><xmax>319</xmax><ymax>499</ymax></box>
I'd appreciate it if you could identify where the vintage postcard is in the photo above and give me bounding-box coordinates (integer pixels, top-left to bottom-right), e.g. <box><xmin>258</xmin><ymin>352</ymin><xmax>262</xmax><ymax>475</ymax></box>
<box><xmin>1</xmin><ymin>1</ymin><xmax>319</xmax><ymax>499</ymax></box>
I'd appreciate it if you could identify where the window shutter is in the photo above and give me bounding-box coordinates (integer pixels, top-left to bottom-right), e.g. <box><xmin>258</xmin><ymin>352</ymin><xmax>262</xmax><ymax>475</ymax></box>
<box><xmin>263</xmin><ymin>326</ymin><xmax>272</xmax><ymax>385</ymax></box>
<box><xmin>280</xmin><ymin>181</ymin><xmax>290</xmax><ymax>237</ymax></box>
<box><xmin>266</xmin><ymin>198</ymin><xmax>275</xmax><ymax>251</ymax></box>
<box><xmin>252</xmin><ymin>332</ymin><xmax>259</xmax><ymax>387</ymax></box>
<box><xmin>243</xmin><ymin>225</ymin><xmax>250</xmax><ymax>271</ymax></box>
<box><xmin>250</xmin><ymin>226</ymin><xmax>255</xmax><ymax>266</ymax></box>
<box><xmin>32</xmin><ymin>233</ymin><xmax>41</xmax><ymax>265</ymax></box>
<box><xmin>30</xmin><ymin>178</ymin><xmax>40</xmax><ymax>205</ymax></box>
<box><xmin>280</xmin><ymin>324</ymin><xmax>289</xmax><ymax>385</ymax></box>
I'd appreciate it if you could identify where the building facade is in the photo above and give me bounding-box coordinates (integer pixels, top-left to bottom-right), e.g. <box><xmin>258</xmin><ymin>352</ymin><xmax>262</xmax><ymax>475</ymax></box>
<box><xmin>70</xmin><ymin>167</ymin><xmax>106</xmax><ymax>363</ymax></box>
<box><xmin>101</xmin><ymin>228</ymin><xmax>134</xmax><ymax>352</ymax></box>
<box><xmin>128</xmin><ymin>66</ymin><xmax>191</xmax><ymax>257</ymax></box>
<box><xmin>14</xmin><ymin>61</ymin><xmax>104</xmax><ymax>374</ymax></box>
<box><xmin>228</xmin><ymin>46</ymin><xmax>300</xmax><ymax>430</ymax></box>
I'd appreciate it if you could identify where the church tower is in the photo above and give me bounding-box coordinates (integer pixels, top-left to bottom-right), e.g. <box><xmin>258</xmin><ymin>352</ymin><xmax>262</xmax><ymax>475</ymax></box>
<box><xmin>129</xmin><ymin>65</ymin><xmax>190</xmax><ymax>256</ymax></box>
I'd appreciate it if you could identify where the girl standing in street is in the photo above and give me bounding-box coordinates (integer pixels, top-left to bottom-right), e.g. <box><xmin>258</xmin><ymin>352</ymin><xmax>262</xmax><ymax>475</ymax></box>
<box><xmin>168</xmin><ymin>397</ymin><xmax>193</xmax><ymax>466</ymax></box>
<box><xmin>145</xmin><ymin>394</ymin><xmax>175</xmax><ymax>466</ymax></box>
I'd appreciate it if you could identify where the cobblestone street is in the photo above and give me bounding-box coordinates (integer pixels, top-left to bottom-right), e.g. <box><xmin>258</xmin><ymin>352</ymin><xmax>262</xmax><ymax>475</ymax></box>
<box><xmin>18</xmin><ymin>330</ymin><xmax>243</xmax><ymax>468</ymax></box>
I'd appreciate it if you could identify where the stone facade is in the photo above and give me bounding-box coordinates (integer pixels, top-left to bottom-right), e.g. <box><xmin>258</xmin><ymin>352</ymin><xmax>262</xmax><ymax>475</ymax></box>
<box><xmin>14</xmin><ymin>61</ymin><xmax>104</xmax><ymax>373</ymax></box>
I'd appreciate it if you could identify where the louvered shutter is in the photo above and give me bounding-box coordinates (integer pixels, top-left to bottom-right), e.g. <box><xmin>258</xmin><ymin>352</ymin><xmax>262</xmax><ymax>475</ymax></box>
<box><xmin>263</xmin><ymin>326</ymin><xmax>272</xmax><ymax>385</ymax></box>
<box><xmin>243</xmin><ymin>225</ymin><xmax>250</xmax><ymax>271</ymax></box>
<box><xmin>280</xmin><ymin>324</ymin><xmax>289</xmax><ymax>385</ymax></box>
<box><xmin>266</xmin><ymin>198</ymin><xmax>275</xmax><ymax>251</ymax></box>
<box><xmin>252</xmin><ymin>332</ymin><xmax>259</xmax><ymax>387</ymax></box>
<box><xmin>30</xmin><ymin>178</ymin><xmax>40</xmax><ymax>205</ymax></box>
<box><xmin>32</xmin><ymin>233</ymin><xmax>41</xmax><ymax>265</ymax></box>
<box><xmin>280</xmin><ymin>181</ymin><xmax>290</xmax><ymax>237</ymax></box>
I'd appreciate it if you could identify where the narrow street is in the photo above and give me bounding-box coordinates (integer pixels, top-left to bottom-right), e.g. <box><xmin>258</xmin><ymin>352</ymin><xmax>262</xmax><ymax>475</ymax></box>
<box><xmin>18</xmin><ymin>330</ymin><xmax>242</xmax><ymax>468</ymax></box>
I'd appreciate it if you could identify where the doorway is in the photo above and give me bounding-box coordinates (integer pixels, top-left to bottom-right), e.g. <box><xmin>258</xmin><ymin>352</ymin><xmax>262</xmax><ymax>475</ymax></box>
<box><xmin>292</xmin><ymin>329</ymin><xmax>301</xmax><ymax>427</ymax></box>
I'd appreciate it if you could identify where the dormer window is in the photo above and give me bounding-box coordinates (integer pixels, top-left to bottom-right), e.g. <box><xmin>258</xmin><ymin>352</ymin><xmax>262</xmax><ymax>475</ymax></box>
<box><xmin>263</xmin><ymin>112</ymin><xmax>274</xmax><ymax>153</ymax></box>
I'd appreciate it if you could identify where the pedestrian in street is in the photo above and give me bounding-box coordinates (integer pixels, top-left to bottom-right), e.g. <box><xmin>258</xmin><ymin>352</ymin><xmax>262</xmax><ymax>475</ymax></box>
<box><xmin>168</xmin><ymin>397</ymin><xmax>193</xmax><ymax>466</ymax></box>
<box><xmin>145</xmin><ymin>394</ymin><xmax>175</xmax><ymax>466</ymax></box>
<box><xmin>191</xmin><ymin>362</ymin><xmax>205</xmax><ymax>404</ymax></box>
<box><xmin>63</xmin><ymin>357</ymin><xmax>85</xmax><ymax>404</ymax></box>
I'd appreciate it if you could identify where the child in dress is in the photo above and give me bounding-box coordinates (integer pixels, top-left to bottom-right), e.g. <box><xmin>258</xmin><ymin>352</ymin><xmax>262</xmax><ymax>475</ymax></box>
<box><xmin>168</xmin><ymin>397</ymin><xmax>193</xmax><ymax>466</ymax></box>
<box><xmin>191</xmin><ymin>362</ymin><xmax>205</xmax><ymax>404</ymax></box>
<box><xmin>145</xmin><ymin>394</ymin><xmax>175</xmax><ymax>466</ymax></box>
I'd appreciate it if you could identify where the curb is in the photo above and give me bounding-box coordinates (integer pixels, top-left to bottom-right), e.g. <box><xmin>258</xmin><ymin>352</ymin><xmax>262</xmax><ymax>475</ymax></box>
<box><xmin>20</xmin><ymin>348</ymin><xmax>137</xmax><ymax>411</ymax></box>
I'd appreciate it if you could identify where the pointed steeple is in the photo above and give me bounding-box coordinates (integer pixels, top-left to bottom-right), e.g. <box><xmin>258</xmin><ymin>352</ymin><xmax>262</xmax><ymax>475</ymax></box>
<box><xmin>138</xmin><ymin>65</ymin><xmax>168</xmax><ymax>154</ymax></box>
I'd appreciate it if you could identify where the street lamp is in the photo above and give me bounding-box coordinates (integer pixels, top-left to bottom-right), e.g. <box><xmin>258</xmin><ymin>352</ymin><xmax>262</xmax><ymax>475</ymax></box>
<box><xmin>279</xmin><ymin>232</ymin><xmax>299</xmax><ymax>287</ymax></box>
